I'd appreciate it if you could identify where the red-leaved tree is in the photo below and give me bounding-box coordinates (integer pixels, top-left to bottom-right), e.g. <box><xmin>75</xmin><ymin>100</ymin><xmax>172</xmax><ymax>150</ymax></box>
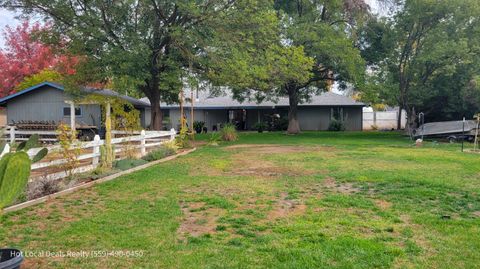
<box><xmin>0</xmin><ymin>21</ymin><xmax>78</xmax><ymax>97</ymax></box>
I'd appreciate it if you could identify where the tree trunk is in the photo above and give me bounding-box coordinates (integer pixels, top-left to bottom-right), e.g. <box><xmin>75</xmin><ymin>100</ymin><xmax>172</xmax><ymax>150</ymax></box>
<box><xmin>149</xmin><ymin>92</ymin><xmax>163</xmax><ymax>130</ymax></box>
<box><xmin>405</xmin><ymin>106</ymin><xmax>417</xmax><ymax>137</ymax></box>
<box><xmin>397</xmin><ymin>105</ymin><xmax>403</xmax><ymax>130</ymax></box>
<box><xmin>287</xmin><ymin>87</ymin><xmax>300</xmax><ymax>135</ymax></box>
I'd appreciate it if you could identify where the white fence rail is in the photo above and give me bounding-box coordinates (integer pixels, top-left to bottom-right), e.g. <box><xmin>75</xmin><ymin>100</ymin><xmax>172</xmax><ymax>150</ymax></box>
<box><xmin>3</xmin><ymin>126</ymin><xmax>58</xmax><ymax>142</ymax></box>
<box><xmin>10</xmin><ymin>128</ymin><xmax>177</xmax><ymax>182</ymax></box>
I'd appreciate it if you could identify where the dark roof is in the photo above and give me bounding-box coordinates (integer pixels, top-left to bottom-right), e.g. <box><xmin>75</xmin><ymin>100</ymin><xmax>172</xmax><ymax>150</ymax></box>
<box><xmin>0</xmin><ymin>82</ymin><xmax>150</xmax><ymax>108</ymax></box>
<box><xmin>141</xmin><ymin>90</ymin><xmax>364</xmax><ymax>109</ymax></box>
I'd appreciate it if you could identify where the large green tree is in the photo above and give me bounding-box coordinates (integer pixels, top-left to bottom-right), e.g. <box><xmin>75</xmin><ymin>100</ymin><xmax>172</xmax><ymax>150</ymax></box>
<box><xmin>1</xmin><ymin>0</ymin><xmax>286</xmax><ymax>130</ymax></box>
<box><xmin>360</xmin><ymin>0</ymin><xmax>480</xmax><ymax>131</ymax></box>
<box><xmin>252</xmin><ymin>0</ymin><xmax>369</xmax><ymax>134</ymax></box>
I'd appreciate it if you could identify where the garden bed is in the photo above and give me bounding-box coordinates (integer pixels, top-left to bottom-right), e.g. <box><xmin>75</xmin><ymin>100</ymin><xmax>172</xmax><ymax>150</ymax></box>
<box><xmin>4</xmin><ymin>148</ymin><xmax>196</xmax><ymax>213</ymax></box>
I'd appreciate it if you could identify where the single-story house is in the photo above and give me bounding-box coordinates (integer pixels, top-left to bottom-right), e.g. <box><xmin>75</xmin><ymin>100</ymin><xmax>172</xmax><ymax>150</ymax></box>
<box><xmin>0</xmin><ymin>82</ymin><xmax>150</xmax><ymax>130</ymax></box>
<box><xmin>143</xmin><ymin>91</ymin><xmax>365</xmax><ymax>131</ymax></box>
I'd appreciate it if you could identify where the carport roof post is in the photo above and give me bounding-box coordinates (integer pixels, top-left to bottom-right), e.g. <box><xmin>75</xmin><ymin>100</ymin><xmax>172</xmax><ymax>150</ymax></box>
<box><xmin>64</xmin><ymin>100</ymin><xmax>76</xmax><ymax>133</ymax></box>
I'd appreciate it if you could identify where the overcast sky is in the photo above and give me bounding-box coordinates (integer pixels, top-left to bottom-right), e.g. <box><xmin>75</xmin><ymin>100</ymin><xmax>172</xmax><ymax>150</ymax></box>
<box><xmin>0</xmin><ymin>9</ymin><xmax>19</xmax><ymax>48</ymax></box>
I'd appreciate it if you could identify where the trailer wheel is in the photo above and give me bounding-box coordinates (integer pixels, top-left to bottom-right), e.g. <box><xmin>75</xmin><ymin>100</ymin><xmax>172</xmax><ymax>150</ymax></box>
<box><xmin>447</xmin><ymin>136</ymin><xmax>457</xmax><ymax>143</ymax></box>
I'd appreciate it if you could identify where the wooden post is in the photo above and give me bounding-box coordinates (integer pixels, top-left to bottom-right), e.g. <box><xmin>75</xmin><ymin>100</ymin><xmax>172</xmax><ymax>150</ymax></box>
<box><xmin>179</xmin><ymin>91</ymin><xmax>185</xmax><ymax>130</ymax></box>
<box><xmin>92</xmin><ymin>135</ymin><xmax>100</xmax><ymax>166</ymax></box>
<box><xmin>69</xmin><ymin>101</ymin><xmax>76</xmax><ymax>134</ymax></box>
<box><xmin>9</xmin><ymin>126</ymin><xmax>15</xmax><ymax>143</ymax></box>
<box><xmin>190</xmin><ymin>89</ymin><xmax>194</xmax><ymax>134</ymax></box>
<box><xmin>105</xmin><ymin>102</ymin><xmax>113</xmax><ymax>167</ymax></box>
<box><xmin>170</xmin><ymin>128</ymin><xmax>176</xmax><ymax>141</ymax></box>
<box><xmin>474</xmin><ymin>114</ymin><xmax>480</xmax><ymax>152</ymax></box>
<box><xmin>140</xmin><ymin>130</ymin><xmax>146</xmax><ymax>156</ymax></box>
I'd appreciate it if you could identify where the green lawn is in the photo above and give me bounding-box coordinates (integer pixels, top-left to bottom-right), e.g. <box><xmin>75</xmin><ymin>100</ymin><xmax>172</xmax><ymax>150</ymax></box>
<box><xmin>1</xmin><ymin>132</ymin><xmax>480</xmax><ymax>268</ymax></box>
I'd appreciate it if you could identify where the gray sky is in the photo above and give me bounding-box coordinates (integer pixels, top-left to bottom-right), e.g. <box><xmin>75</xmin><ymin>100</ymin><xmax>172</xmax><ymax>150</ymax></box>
<box><xmin>0</xmin><ymin>9</ymin><xmax>20</xmax><ymax>48</ymax></box>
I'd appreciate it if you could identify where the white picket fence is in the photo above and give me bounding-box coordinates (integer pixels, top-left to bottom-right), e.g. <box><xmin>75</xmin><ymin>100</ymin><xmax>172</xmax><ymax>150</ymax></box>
<box><xmin>5</xmin><ymin>129</ymin><xmax>176</xmax><ymax>182</ymax></box>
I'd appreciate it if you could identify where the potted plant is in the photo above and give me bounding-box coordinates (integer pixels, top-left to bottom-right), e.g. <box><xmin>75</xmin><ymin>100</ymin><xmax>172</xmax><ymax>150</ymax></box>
<box><xmin>252</xmin><ymin>122</ymin><xmax>268</xmax><ymax>133</ymax></box>
<box><xmin>193</xmin><ymin>121</ymin><xmax>205</xmax><ymax>134</ymax></box>
<box><xmin>0</xmin><ymin>135</ymin><xmax>47</xmax><ymax>269</ymax></box>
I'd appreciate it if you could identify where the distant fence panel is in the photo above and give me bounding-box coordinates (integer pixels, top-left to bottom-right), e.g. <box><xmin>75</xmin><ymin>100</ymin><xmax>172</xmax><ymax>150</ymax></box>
<box><xmin>3</xmin><ymin>126</ymin><xmax>58</xmax><ymax>143</ymax></box>
<box><xmin>363</xmin><ymin>110</ymin><xmax>406</xmax><ymax>130</ymax></box>
<box><xmin>4</xmin><ymin>128</ymin><xmax>177</xmax><ymax>182</ymax></box>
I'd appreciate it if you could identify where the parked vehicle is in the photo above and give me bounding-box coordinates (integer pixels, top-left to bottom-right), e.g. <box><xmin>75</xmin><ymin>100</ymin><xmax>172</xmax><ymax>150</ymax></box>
<box><xmin>413</xmin><ymin>120</ymin><xmax>478</xmax><ymax>143</ymax></box>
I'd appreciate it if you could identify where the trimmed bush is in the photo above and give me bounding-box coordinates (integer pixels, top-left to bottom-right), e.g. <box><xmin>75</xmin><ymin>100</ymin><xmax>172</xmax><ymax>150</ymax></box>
<box><xmin>142</xmin><ymin>143</ymin><xmax>177</xmax><ymax>162</ymax></box>
<box><xmin>114</xmin><ymin>158</ymin><xmax>148</xmax><ymax>171</ymax></box>
<box><xmin>220</xmin><ymin>123</ymin><xmax>238</xmax><ymax>141</ymax></box>
<box><xmin>328</xmin><ymin>120</ymin><xmax>346</xmax><ymax>131</ymax></box>
<box><xmin>252</xmin><ymin>122</ymin><xmax>268</xmax><ymax>133</ymax></box>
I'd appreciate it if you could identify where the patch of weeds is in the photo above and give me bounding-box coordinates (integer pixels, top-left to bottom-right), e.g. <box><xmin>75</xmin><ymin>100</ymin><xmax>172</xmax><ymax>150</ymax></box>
<box><xmin>227</xmin><ymin>238</ymin><xmax>243</xmax><ymax>247</ymax></box>
<box><xmin>220</xmin><ymin>217</ymin><xmax>251</xmax><ymax>228</ymax></box>
<box><xmin>235</xmin><ymin>228</ymin><xmax>257</xmax><ymax>238</ymax></box>
<box><xmin>216</xmin><ymin>225</ymin><xmax>227</xmax><ymax>231</ymax></box>
<box><xmin>201</xmin><ymin>196</ymin><xmax>235</xmax><ymax>209</ymax></box>
<box><xmin>210</xmin><ymin>159</ymin><xmax>230</xmax><ymax>171</ymax></box>
<box><xmin>319</xmin><ymin>194</ymin><xmax>376</xmax><ymax>210</ymax></box>
<box><xmin>187</xmin><ymin>235</ymin><xmax>212</xmax><ymax>244</ymax></box>
<box><xmin>195</xmin><ymin>219</ymin><xmax>208</xmax><ymax>225</ymax></box>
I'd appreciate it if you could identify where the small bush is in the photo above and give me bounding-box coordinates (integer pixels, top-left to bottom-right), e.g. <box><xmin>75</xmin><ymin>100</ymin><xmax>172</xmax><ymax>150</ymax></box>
<box><xmin>27</xmin><ymin>178</ymin><xmax>60</xmax><ymax>200</ymax></box>
<box><xmin>271</xmin><ymin>117</ymin><xmax>289</xmax><ymax>131</ymax></box>
<box><xmin>175</xmin><ymin>125</ymin><xmax>191</xmax><ymax>148</ymax></box>
<box><xmin>207</xmin><ymin>133</ymin><xmax>221</xmax><ymax>146</ymax></box>
<box><xmin>142</xmin><ymin>144</ymin><xmax>177</xmax><ymax>162</ymax></box>
<box><xmin>162</xmin><ymin>140</ymin><xmax>179</xmax><ymax>154</ymax></box>
<box><xmin>252</xmin><ymin>122</ymin><xmax>268</xmax><ymax>133</ymax></box>
<box><xmin>220</xmin><ymin>123</ymin><xmax>238</xmax><ymax>141</ymax></box>
<box><xmin>328</xmin><ymin>120</ymin><xmax>346</xmax><ymax>131</ymax></box>
<box><xmin>114</xmin><ymin>158</ymin><xmax>148</xmax><ymax>171</ymax></box>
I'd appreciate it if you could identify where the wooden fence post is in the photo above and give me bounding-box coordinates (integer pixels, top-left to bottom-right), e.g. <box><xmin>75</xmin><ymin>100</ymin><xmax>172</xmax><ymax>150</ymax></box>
<box><xmin>9</xmin><ymin>126</ymin><xmax>15</xmax><ymax>143</ymax></box>
<box><xmin>140</xmin><ymin>130</ymin><xmax>146</xmax><ymax>156</ymax></box>
<box><xmin>92</xmin><ymin>135</ymin><xmax>100</xmax><ymax>166</ymax></box>
<box><xmin>170</xmin><ymin>128</ymin><xmax>176</xmax><ymax>141</ymax></box>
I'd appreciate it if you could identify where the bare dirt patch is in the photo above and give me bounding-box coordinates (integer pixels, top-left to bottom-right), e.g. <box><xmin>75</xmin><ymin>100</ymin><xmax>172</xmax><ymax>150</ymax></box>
<box><xmin>227</xmin><ymin>145</ymin><xmax>322</xmax><ymax>178</ymax></box>
<box><xmin>322</xmin><ymin>177</ymin><xmax>362</xmax><ymax>194</ymax></box>
<box><xmin>177</xmin><ymin>201</ymin><xmax>226</xmax><ymax>240</ymax></box>
<box><xmin>267</xmin><ymin>192</ymin><xmax>307</xmax><ymax>220</ymax></box>
<box><xmin>375</xmin><ymin>199</ymin><xmax>392</xmax><ymax>210</ymax></box>
<box><xmin>190</xmin><ymin>144</ymin><xmax>324</xmax><ymax>178</ymax></box>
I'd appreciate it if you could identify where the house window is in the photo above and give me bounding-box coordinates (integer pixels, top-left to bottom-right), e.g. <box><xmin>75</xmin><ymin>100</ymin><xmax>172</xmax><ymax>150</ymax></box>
<box><xmin>63</xmin><ymin>107</ymin><xmax>82</xmax><ymax>117</ymax></box>
<box><xmin>331</xmin><ymin>107</ymin><xmax>344</xmax><ymax>121</ymax></box>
